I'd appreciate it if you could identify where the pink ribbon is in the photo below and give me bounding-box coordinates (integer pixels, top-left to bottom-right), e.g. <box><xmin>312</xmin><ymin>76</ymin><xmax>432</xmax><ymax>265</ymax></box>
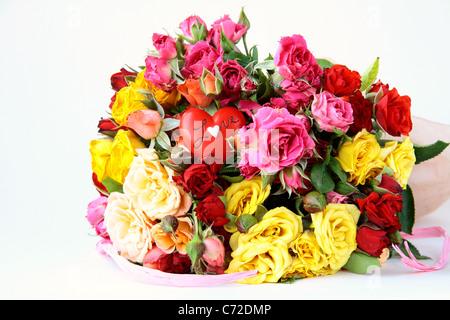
<box><xmin>392</xmin><ymin>227</ymin><xmax>450</xmax><ymax>272</ymax></box>
<box><xmin>97</xmin><ymin>240</ymin><xmax>258</xmax><ymax>287</ymax></box>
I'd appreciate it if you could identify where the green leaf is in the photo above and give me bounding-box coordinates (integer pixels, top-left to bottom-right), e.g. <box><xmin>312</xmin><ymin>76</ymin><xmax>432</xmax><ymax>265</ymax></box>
<box><xmin>328</xmin><ymin>157</ymin><xmax>347</xmax><ymax>183</ymax></box>
<box><xmin>100</xmin><ymin>176</ymin><xmax>123</xmax><ymax>194</ymax></box>
<box><xmin>156</xmin><ymin>131</ymin><xmax>172</xmax><ymax>150</ymax></box>
<box><xmin>316</xmin><ymin>59</ymin><xmax>334</xmax><ymax>70</ymax></box>
<box><xmin>161</xmin><ymin>118</ymin><xmax>180</xmax><ymax>132</ymax></box>
<box><xmin>310</xmin><ymin>161</ymin><xmax>335</xmax><ymax>194</ymax></box>
<box><xmin>360</xmin><ymin>57</ymin><xmax>380</xmax><ymax>92</ymax></box>
<box><xmin>335</xmin><ymin>181</ymin><xmax>358</xmax><ymax>195</ymax></box>
<box><xmin>254</xmin><ymin>60</ymin><xmax>275</xmax><ymax>71</ymax></box>
<box><xmin>343</xmin><ymin>251</ymin><xmax>381</xmax><ymax>274</ymax></box>
<box><xmin>398</xmin><ymin>184</ymin><xmax>415</xmax><ymax>235</ymax></box>
<box><xmin>414</xmin><ymin>140</ymin><xmax>450</xmax><ymax>165</ymax></box>
<box><xmin>221</xmin><ymin>175</ymin><xmax>244</xmax><ymax>183</ymax></box>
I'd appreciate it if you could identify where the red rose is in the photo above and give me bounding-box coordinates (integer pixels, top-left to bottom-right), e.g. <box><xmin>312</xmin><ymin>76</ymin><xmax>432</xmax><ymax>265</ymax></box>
<box><xmin>174</xmin><ymin>164</ymin><xmax>219</xmax><ymax>198</ymax></box>
<box><xmin>357</xmin><ymin>192</ymin><xmax>403</xmax><ymax>232</ymax></box>
<box><xmin>323</xmin><ymin>64</ymin><xmax>361</xmax><ymax>97</ymax></box>
<box><xmin>369</xmin><ymin>80</ymin><xmax>390</xmax><ymax>96</ymax></box>
<box><xmin>356</xmin><ymin>226</ymin><xmax>390</xmax><ymax>257</ymax></box>
<box><xmin>195</xmin><ymin>195</ymin><xmax>229</xmax><ymax>226</ymax></box>
<box><xmin>143</xmin><ymin>247</ymin><xmax>191</xmax><ymax>274</ymax></box>
<box><xmin>344</xmin><ymin>91</ymin><xmax>373</xmax><ymax>136</ymax></box>
<box><xmin>375</xmin><ymin>87</ymin><xmax>412</xmax><ymax>136</ymax></box>
<box><xmin>110</xmin><ymin>68</ymin><xmax>137</xmax><ymax>92</ymax></box>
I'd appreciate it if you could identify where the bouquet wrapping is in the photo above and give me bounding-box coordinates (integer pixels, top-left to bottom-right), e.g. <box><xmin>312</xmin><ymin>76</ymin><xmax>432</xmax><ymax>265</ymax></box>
<box><xmin>87</xmin><ymin>9</ymin><xmax>449</xmax><ymax>286</ymax></box>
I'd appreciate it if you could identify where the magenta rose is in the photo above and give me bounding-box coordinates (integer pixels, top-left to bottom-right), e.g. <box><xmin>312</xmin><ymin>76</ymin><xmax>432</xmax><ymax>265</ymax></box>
<box><xmin>86</xmin><ymin>197</ymin><xmax>109</xmax><ymax>239</ymax></box>
<box><xmin>152</xmin><ymin>33</ymin><xmax>177</xmax><ymax>60</ymax></box>
<box><xmin>179</xmin><ymin>15</ymin><xmax>208</xmax><ymax>41</ymax></box>
<box><xmin>181</xmin><ymin>41</ymin><xmax>224</xmax><ymax>78</ymax></box>
<box><xmin>144</xmin><ymin>55</ymin><xmax>176</xmax><ymax>91</ymax></box>
<box><xmin>311</xmin><ymin>91</ymin><xmax>354</xmax><ymax>133</ymax></box>
<box><xmin>219</xmin><ymin>60</ymin><xmax>248</xmax><ymax>105</ymax></box>
<box><xmin>207</xmin><ymin>14</ymin><xmax>248</xmax><ymax>48</ymax></box>
<box><xmin>274</xmin><ymin>34</ymin><xmax>322</xmax><ymax>85</ymax></box>
<box><xmin>238</xmin><ymin>106</ymin><xmax>315</xmax><ymax>173</ymax></box>
<box><xmin>280</xmin><ymin>79</ymin><xmax>317</xmax><ymax>114</ymax></box>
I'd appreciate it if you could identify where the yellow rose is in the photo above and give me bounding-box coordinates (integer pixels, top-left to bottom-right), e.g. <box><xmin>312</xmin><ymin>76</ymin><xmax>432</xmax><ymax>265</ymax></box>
<box><xmin>382</xmin><ymin>137</ymin><xmax>416</xmax><ymax>189</ymax></box>
<box><xmin>311</xmin><ymin>203</ymin><xmax>360</xmax><ymax>272</ymax></box>
<box><xmin>238</xmin><ymin>207</ymin><xmax>302</xmax><ymax>246</ymax></box>
<box><xmin>335</xmin><ymin>129</ymin><xmax>385</xmax><ymax>186</ymax></box>
<box><xmin>224</xmin><ymin>176</ymin><xmax>271</xmax><ymax>232</ymax></box>
<box><xmin>135</xmin><ymin>70</ymin><xmax>181</xmax><ymax>111</ymax></box>
<box><xmin>108</xmin><ymin>129</ymin><xmax>146</xmax><ymax>184</ymax></box>
<box><xmin>111</xmin><ymin>82</ymin><xmax>148</xmax><ymax>126</ymax></box>
<box><xmin>226</xmin><ymin>240</ymin><xmax>292</xmax><ymax>284</ymax></box>
<box><xmin>283</xmin><ymin>230</ymin><xmax>329</xmax><ymax>279</ymax></box>
<box><xmin>123</xmin><ymin>148</ymin><xmax>192</xmax><ymax>220</ymax></box>
<box><xmin>103</xmin><ymin>192</ymin><xmax>156</xmax><ymax>263</ymax></box>
<box><xmin>89</xmin><ymin>138</ymin><xmax>113</xmax><ymax>182</ymax></box>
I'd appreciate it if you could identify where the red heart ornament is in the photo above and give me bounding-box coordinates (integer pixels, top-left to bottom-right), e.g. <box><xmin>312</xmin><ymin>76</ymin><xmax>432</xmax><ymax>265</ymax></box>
<box><xmin>179</xmin><ymin>106</ymin><xmax>246</xmax><ymax>165</ymax></box>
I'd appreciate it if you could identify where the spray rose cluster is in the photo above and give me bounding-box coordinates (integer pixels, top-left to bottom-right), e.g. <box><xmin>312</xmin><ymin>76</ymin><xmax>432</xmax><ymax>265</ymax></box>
<box><xmin>87</xmin><ymin>8</ymin><xmax>448</xmax><ymax>284</ymax></box>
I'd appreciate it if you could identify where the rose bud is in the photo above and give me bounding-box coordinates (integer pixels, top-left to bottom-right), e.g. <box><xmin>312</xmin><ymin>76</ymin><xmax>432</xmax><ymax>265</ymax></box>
<box><xmin>160</xmin><ymin>215</ymin><xmax>179</xmax><ymax>236</ymax></box>
<box><xmin>375</xmin><ymin>174</ymin><xmax>403</xmax><ymax>194</ymax></box>
<box><xmin>152</xmin><ymin>33</ymin><xmax>177</xmax><ymax>60</ymax></box>
<box><xmin>236</xmin><ymin>214</ymin><xmax>258</xmax><ymax>233</ymax></box>
<box><xmin>126</xmin><ymin>109</ymin><xmax>163</xmax><ymax>140</ymax></box>
<box><xmin>202</xmin><ymin>236</ymin><xmax>226</xmax><ymax>274</ymax></box>
<box><xmin>186</xmin><ymin>234</ymin><xmax>206</xmax><ymax>274</ymax></box>
<box><xmin>303</xmin><ymin>191</ymin><xmax>327</xmax><ymax>213</ymax></box>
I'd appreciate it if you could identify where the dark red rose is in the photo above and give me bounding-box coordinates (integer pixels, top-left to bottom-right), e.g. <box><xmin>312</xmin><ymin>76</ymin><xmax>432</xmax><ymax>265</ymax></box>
<box><xmin>195</xmin><ymin>195</ymin><xmax>229</xmax><ymax>226</ymax></box>
<box><xmin>97</xmin><ymin>118</ymin><xmax>126</xmax><ymax>137</ymax></box>
<box><xmin>110</xmin><ymin>68</ymin><xmax>137</xmax><ymax>92</ymax></box>
<box><xmin>174</xmin><ymin>163</ymin><xmax>218</xmax><ymax>198</ymax></box>
<box><xmin>375</xmin><ymin>87</ymin><xmax>412</xmax><ymax>136</ymax></box>
<box><xmin>344</xmin><ymin>91</ymin><xmax>373</xmax><ymax>136</ymax></box>
<box><xmin>172</xmin><ymin>252</ymin><xmax>192</xmax><ymax>274</ymax></box>
<box><xmin>323</xmin><ymin>64</ymin><xmax>361</xmax><ymax>97</ymax></box>
<box><xmin>219</xmin><ymin>60</ymin><xmax>248</xmax><ymax>105</ymax></box>
<box><xmin>356</xmin><ymin>226</ymin><xmax>390</xmax><ymax>257</ymax></box>
<box><xmin>357</xmin><ymin>192</ymin><xmax>403</xmax><ymax>232</ymax></box>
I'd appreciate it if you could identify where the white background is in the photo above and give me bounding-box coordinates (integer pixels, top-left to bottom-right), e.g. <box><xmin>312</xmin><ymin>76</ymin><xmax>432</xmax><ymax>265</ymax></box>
<box><xmin>1</xmin><ymin>0</ymin><xmax>449</xmax><ymax>299</ymax></box>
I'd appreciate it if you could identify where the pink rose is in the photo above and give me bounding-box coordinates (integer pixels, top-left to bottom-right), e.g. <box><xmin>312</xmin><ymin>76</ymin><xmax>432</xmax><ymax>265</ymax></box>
<box><xmin>152</xmin><ymin>33</ymin><xmax>177</xmax><ymax>60</ymax></box>
<box><xmin>282</xmin><ymin>167</ymin><xmax>312</xmax><ymax>195</ymax></box>
<box><xmin>238</xmin><ymin>106</ymin><xmax>315</xmax><ymax>173</ymax></box>
<box><xmin>219</xmin><ymin>60</ymin><xmax>248</xmax><ymax>105</ymax></box>
<box><xmin>326</xmin><ymin>191</ymin><xmax>351</xmax><ymax>204</ymax></box>
<box><xmin>180</xmin><ymin>41</ymin><xmax>223</xmax><ymax>78</ymax></box>
<box><xmin>126</xmin><ymin>109</ymin><xmax>163</xmax><ymax>140</ymax></box>
<box><xmin>202</xmin><ymin>236</ymin><xmax>225</xmax><ymax>274</ymax></box>
<box><xmin>274</xmin><ymin>34</ymin><xmax>322</xmax><ymax>85</ymax></box>
<box><xmin>311</xmin><ymin>91</ymin><xmax>354</xmax><ymax>133</ymax></box>
<box><xmin>280</xmin><ymin>79</ymin><xmax>317</xmax><ymax>114</ymax></box>
<box><xmin>86</xmin><ymin>197</ymin><xmax>109</xmax><ymax>239</ymax></box>
<box><xmin>179</xmin><ymin>15</ymin><xmax>208</xmax><ymax>41</ymax></box>
<box><xmin>144</xmin><ymin>55</ymin><xmax>176</xmax><ymax>91</ymax></box>
<box><xmin>207</xmin><ymin>14</ymin><xmax>248</xmax><ymax>48</ymax></box>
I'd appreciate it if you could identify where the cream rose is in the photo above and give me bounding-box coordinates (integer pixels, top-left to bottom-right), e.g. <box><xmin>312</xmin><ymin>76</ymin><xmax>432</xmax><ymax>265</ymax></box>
<box><xmin>123</xmin><ymin>148</ymin><xmax>192</xmax><ymax>220</ymax></box>
<box><xmin>103</xmin><ymin>192</ymin><xmax>155</xmax><ymax>263</ymax></box>
<box><xmin>311</xmin><ymin>203</ymin><xmax>360</xmax><ymax>272</ymax></box>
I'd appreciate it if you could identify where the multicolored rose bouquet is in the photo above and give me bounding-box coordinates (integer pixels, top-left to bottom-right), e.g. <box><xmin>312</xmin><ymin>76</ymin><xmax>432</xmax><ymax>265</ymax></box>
<box><xmin>87</xmin><ymin>9</ymin><xmax>449</xmax><ymax>285</ymax></box>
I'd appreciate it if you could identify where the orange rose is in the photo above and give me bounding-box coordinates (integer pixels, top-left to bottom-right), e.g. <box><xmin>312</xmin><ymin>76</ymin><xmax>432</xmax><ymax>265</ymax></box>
<box><xmin>177</xmin><ymin>78</ymin><xmax>213</xmax><ymax>108</ymax></box>
<box><xmin>150</xmin><ymin>217</ymin><xmax>194</xmax><ymax>254</ymax></box>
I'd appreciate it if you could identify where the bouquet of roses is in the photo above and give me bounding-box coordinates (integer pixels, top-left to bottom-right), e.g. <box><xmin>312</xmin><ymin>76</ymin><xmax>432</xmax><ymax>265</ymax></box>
<box><xmin>87</xmin><ymin>9</ymin><xmax>449</xmax><ymax>285</ymax></box>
